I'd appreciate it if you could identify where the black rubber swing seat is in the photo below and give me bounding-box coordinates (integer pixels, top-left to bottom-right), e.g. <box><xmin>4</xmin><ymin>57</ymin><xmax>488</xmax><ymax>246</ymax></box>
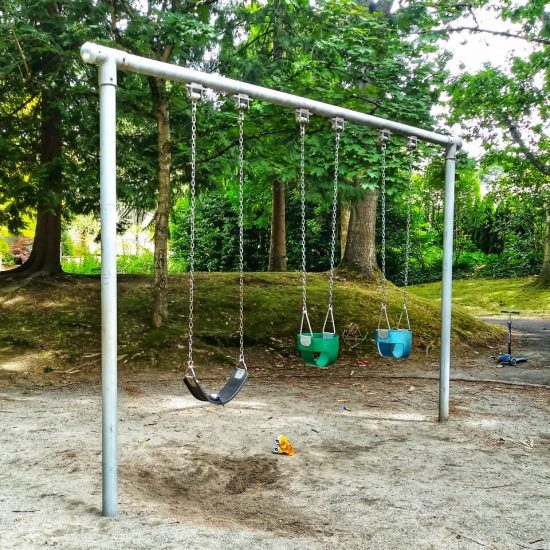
<box><xmin>184</xmin><ymin>367</ymin><xmax>248</xmax><ymax>405</ymax></box>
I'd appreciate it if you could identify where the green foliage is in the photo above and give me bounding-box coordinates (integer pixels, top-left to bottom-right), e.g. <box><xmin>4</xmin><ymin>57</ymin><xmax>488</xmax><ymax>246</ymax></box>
<box><xmin>170</xmin><ymin>193</ymin><xmax>270</xmax><ymax>272</ymax></box>
<box><xmin>62</xmin><ymin>252</ymin><xmax>155</xmax><ymax>275</ymax></box>
<box><xmin>0</xmin><ymin>236</ymin><xmax>14</xmax><ymax>265</ymax></box>
<box><xmin>170</xmin><ymin>186</ymin><xmax>340</xmax><ymax>274</ymax></box>
<box><xmin>447</xmin><ymin>6</ymin><xmax>549</xmax><ymax>189</ymax></box>
<box><xmin>61</xmin><ymin>230</ymin><xmax>74</xmax><ymax>257</ymax></box>
<box><xmin>1</xmin><ymin>251</ymin><xmax>15</xmax><ymax>266</ymax></box>
<box><xmin>117</xmin><ymin>252</ymin><xmax>155</xmax><ymax>274</ymax></box>
<box><xmin>2</xmin><ymin>0</ymin><xmax>546</xmax><ymax>296</ymax></box>
<box><xmin>206</xmin><ymin>0</ymin><xmax>452</xmax><ymax>253</ymax></box>
<box><xmin>62</xmin><ymin>255</ymin><xmax>101</xmax><ymax>275</ymax></box>
<box><xmin>0</xmin><ymin>0</ymin><xmax>111</xmax><ymax>232</ymax></box>
<box><xmin>383</xmin><ymin>148</ymin><xmax>545</xmax><ymax>284</ymax></box>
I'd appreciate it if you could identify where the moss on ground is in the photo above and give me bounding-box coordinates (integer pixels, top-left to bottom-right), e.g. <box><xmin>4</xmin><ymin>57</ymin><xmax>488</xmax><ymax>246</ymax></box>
<box><xmin>409</xmin><ymin>276</ymin><xmax>550</xmax><ymax>318</ymax></box>
<box><xmin>0</xmin><ymin>273</ymin><xmax>501</xmax><ymax>373</ymax></box>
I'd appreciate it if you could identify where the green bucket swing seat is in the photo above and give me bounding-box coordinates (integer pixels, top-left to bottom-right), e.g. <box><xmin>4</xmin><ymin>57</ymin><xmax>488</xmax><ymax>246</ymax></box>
<box><xmin>294</xmin><ymin>112</ymin><xmax>343</xmax><ymax>370</ymax></box>
<box><xmin>297</xmin><ymin>332</ymin><xmax>340</xmax><ymax>368</ymax></box>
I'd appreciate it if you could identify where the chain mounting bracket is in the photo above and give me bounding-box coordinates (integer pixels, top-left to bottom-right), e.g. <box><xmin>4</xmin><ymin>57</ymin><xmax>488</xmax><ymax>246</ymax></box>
<box><xmin>331</xmin><ymin>117</ymin><xmax>345</xmax><ymax>133</ymax></box>
<box><xmin>295</xmin><ymin>108</ymin><xmax>311</xmax><ymax>125</ymax></box>
<box><xmin>234</xmin><ymin>93</ymin><xmax>251</xmax><ymax>111</ymax></box>
<box><xmin>187</xmin><ymin>83</ymin><xmax>204</xmax><ymax>102</ymax></box>
<box><xmin>379</xmin><ymin>128</ymin><xmax>391</xmax><ymax>144</ymax></box>
<box><xmin>407</xmin><ymin>135</ymin><xmax>418</xmax><ymax>150</ymax></box>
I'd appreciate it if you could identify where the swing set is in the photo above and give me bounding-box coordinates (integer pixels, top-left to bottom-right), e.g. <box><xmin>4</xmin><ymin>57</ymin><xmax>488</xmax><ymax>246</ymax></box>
<box><xmin>81</xmin><ymin>42</ymin><xmax>461</xmax><ymax>518</ymax></box>
<box><xmin>182</xmin><ymin>93</ymin><xmax>417</xmax><ymax>391</ymax></box>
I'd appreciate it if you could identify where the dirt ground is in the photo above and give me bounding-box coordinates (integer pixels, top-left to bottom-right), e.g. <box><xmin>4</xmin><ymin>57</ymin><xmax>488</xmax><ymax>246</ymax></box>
<box><xmin>1</xmin><ymin>322</ymin><xmax>549</xmax><ymax>549</ymax></box>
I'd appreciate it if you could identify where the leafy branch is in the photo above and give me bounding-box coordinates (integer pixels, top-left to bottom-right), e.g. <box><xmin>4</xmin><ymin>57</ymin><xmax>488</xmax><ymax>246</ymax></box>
<box><xmin>1</xmin><ymin>0</ymin><xmax>30</xmax><ymax>80</ymax></box>
<box><xmin>503</xmin><ymin>115</ymin><xmax>550</xmax><ymax>178</ymax></box>
<box><xmin>422</xmin><ymin>26</ymin><xmax>550</xmax><ymax>46</ymax></box>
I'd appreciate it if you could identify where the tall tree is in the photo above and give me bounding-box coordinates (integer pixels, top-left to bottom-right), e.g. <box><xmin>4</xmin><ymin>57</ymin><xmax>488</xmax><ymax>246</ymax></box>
<box><xmin>107</xmin><ymin>0</ymin><xmax>216</xmax><ymax>325</ymax></box>
<box><xmin>448</xmin><ymin>0</ymin><xmax>550</xmax><ymax>285</ymax></box>
<box><xmin>215</xmin><ymin>0</ymin><xmax>451</xmax><ymax>279</ymax></box>
<box><xmin>215</xmin><ymin>0</ymin><xmax>315</xmax><ymax>272</ymax></box>
<box><xmin>0</xmin><ymin>0</ymin><xmax>108</xmax><ymax>277</ymax></box>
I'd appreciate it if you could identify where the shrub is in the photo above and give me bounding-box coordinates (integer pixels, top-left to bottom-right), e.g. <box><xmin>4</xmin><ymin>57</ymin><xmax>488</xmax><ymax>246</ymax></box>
<box><xmin>62</xmin><ymin>252</ymin><xmax>156</xmax><ymax>275</ymax></box>
<box><xmin>62</xmin><ymin>254</ymin><xmax>101</xmax><ymax>275</ymax></box>
<box><xmin>117</xmin><ymin>251</ymin><xmax>154</xmax><ymax>274</ymax></box>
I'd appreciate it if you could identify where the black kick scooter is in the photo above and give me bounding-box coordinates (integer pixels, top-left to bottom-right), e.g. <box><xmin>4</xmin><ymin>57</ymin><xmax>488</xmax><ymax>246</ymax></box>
<box><xmin>497</xmin><ymin>310</ymin><xmax>528</xmax><ymax>367</ymax></box>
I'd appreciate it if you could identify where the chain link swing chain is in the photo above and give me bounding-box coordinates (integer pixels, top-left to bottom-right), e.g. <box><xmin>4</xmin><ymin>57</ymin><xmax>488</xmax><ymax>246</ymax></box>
<box><xmin>186</xmin><ymin>84</ymin><xmax>203</xmax><ymax>377</ymax></box>
<box><xmin>297</xmin><ymin>109</ymin><xmax>312</xmax><ymax>335</ymax></box>
<box><xmin>323</xmin><ymin>117</ymin><xmax>344</xmax><ymax>334</ymax></box>
<box><xmin>378</xmin><ymin>129</ymin><xmax>391</xmax><ymax>331</ymax></box>
<box><xmin>398</xmin><ymin>136</ymin><xmax>417</xmax><ymax>330</ymax></box>
<box><xmin>235</xmin><ymin>94</ymin><xmax>250</xmax><ymax>367</ymax></box>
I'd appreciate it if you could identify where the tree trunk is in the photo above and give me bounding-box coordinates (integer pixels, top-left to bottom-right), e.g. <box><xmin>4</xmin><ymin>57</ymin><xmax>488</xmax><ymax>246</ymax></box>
<box><xmin>267</xmin><ymin>5</ymin><xmax>287</xmax><ymax>272</ymax></box>
<box><xmin>268</xmin><ymin>180</ymin><xmax>287</xmax><ymax>271</ymax></box>
<box><xmin>360</xmin><ymin>0</ymin><xmax>395</xmax><ymax>16</ymax></box>
<box><xmin>150</xmin><ymin>78</ymin><xmax>171</xmax><ymax>327</ymax></box>
<box><xmin>19</xmin><ymin>208</ymin><xmax>62</xmax><ymax>275</ymax></box>
<box><xmin>340</xmin><ymin>201</ymin><xmax>350</xmax><ymax>260</ymax></box>
<box><xmin>340</xmin><ymin>185</ymin><xmax>379</xmax><ymax>279</ymax></box>
<box><xmin>539</xmin><ymin>201</ymin><xmax>550</xmax><ymax>287</ymax></box>
<box><xmin>2</xmin><ymin>95</ymin><xmax>63</xmax><ymax>277</ymax></box>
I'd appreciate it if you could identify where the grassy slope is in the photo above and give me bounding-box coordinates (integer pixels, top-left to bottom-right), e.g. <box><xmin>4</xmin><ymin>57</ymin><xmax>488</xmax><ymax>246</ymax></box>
<box><xmin>0</xmin><ymin>273</ymin><xmax>500</xmax><ymax>374</ymax></box>
<box><xmin>409</xmin><ymin>276</ymin><xmax>550</xmax><ymax>318</ymax></box>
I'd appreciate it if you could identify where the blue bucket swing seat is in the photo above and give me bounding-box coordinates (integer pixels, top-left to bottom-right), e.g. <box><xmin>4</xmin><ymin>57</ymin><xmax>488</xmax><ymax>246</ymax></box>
<box><xmin>374</xmin><ymin>131</ymin><xmax>416</xmax><ymax>360</ymax></box>
<box><xmin>375</xmin><ymin>305</ymin><xmax>412</xmax><ymax>359</ymax></box>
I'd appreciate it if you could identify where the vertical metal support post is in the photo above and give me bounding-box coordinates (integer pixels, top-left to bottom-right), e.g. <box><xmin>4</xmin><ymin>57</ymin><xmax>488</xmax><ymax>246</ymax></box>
<box><xmin>99</xmin><ymin>58</ymin><xmax>118</xmax><ymax>517</ymax></box>
<box><xmin>439</xmin><ymin>143</ymin><xmax>457</xmax><ymax>422</ymax></box>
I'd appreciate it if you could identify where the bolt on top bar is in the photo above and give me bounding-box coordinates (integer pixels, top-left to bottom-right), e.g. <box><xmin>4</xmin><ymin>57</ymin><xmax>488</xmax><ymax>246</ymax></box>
<box><xmin>81</xmin><ymin>42</ymin><xmax>462</xmax><ymax>149</ymax></box>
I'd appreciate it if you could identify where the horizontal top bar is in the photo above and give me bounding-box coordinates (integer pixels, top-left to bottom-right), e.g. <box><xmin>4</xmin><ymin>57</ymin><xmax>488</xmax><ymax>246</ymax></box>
<box><xmin>81</xmin><ymin>42</ymin><xmax>462</xmax><ymax>148</ymax></box>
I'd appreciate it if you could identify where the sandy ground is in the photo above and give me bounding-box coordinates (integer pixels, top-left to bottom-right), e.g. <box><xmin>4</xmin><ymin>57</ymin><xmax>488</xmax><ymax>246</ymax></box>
<box><xmin>1</xmin><ymin>315</ymin><xmax>549</xmax><ymax>549</ymax></box>
<box><xmin>1</xmin><ymin>368</ymin><xmax>550</xmax><ymax>549</ymax></box>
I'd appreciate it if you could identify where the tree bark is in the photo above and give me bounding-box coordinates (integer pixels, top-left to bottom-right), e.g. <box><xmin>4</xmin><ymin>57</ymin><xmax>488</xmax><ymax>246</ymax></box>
<box><xmin>539</xmin><ymin>201</ymin><xmax>550</xmax><ymax>287</ymax></box>
<box><xmin>340</xmin><ymin>185</ymin><xmax>379</xmax><ymax>279</ymax></box>
<box><xmin>360</xmin><ymin>0</ymin><xmax>395</xmax><ymax>16</ymax></box>
<box><xmin>266</xmin><ymin>4</ymin><xmax>288</xmax><ymax>272</ymax></box>
<box><xmin>2</xmin><ymin>95</ymin><xmax>63</xmax><ymax>277</ymax></box>
<box><xmin>340</xmin><ymin>201</ymin><xmax>350</xmax><ymax>259</ymax></box>
<box><xmin>150</xmin><ymin>78</ymin><xmax>171</xmax><ymax>327</ymax></box>
<box><xmin>268</xmin><ymin>180</ymin><xmax>287</xmax><ymax>271</ymax></box>
<box><xmin>19</xmin><ymin>208</ymin><xmax>62</xmax><ymax>275</ymax></box>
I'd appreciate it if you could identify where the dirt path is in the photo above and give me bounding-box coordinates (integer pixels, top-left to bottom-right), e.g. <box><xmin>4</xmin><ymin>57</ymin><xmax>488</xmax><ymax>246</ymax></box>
<box><xmin>482</xmin><ymin>317</ymin><xmax>550</xmax><ymax>354</ymax></box>
<box><xmin>470</xmin><ymin>317</ymin><xmax>550</xmax><ymax>386</ymax></box>
<box><xmin>1</xmin><ymin>376</ymin><xmax>549</xmax><ymax>550</ymax></box>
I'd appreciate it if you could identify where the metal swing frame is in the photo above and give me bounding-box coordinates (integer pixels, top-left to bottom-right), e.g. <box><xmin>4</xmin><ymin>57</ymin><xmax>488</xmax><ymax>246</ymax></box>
<box><xmin>81</xmin><ymin>42</ymin><xmax>461</xmax><ymax>518</ymax></box>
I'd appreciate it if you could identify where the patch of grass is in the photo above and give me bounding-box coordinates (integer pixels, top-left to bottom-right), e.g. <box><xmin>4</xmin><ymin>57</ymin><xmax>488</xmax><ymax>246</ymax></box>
<box><xmin>409</xmin><ymin>277</ymin><xmax>550</xmax><ymax>318</ymax></box>
<box><xmin>0</xmin><ymin>272</ymin><xmax>502</xmax><ymax>374</ymax></box>
<box><xmin>62</xmin><ymin>253</ymin><xmax>155</xmax><ymax>275</ymax></box>
<box><xmin>161</xmin><ymin>271</ymin><xmax>500</xmax><ymax>354</ymax></box>
<box><xmin>0</xmin><ymin>334</ymin><xmax>39</xmax><ymax>348</ymax></box>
